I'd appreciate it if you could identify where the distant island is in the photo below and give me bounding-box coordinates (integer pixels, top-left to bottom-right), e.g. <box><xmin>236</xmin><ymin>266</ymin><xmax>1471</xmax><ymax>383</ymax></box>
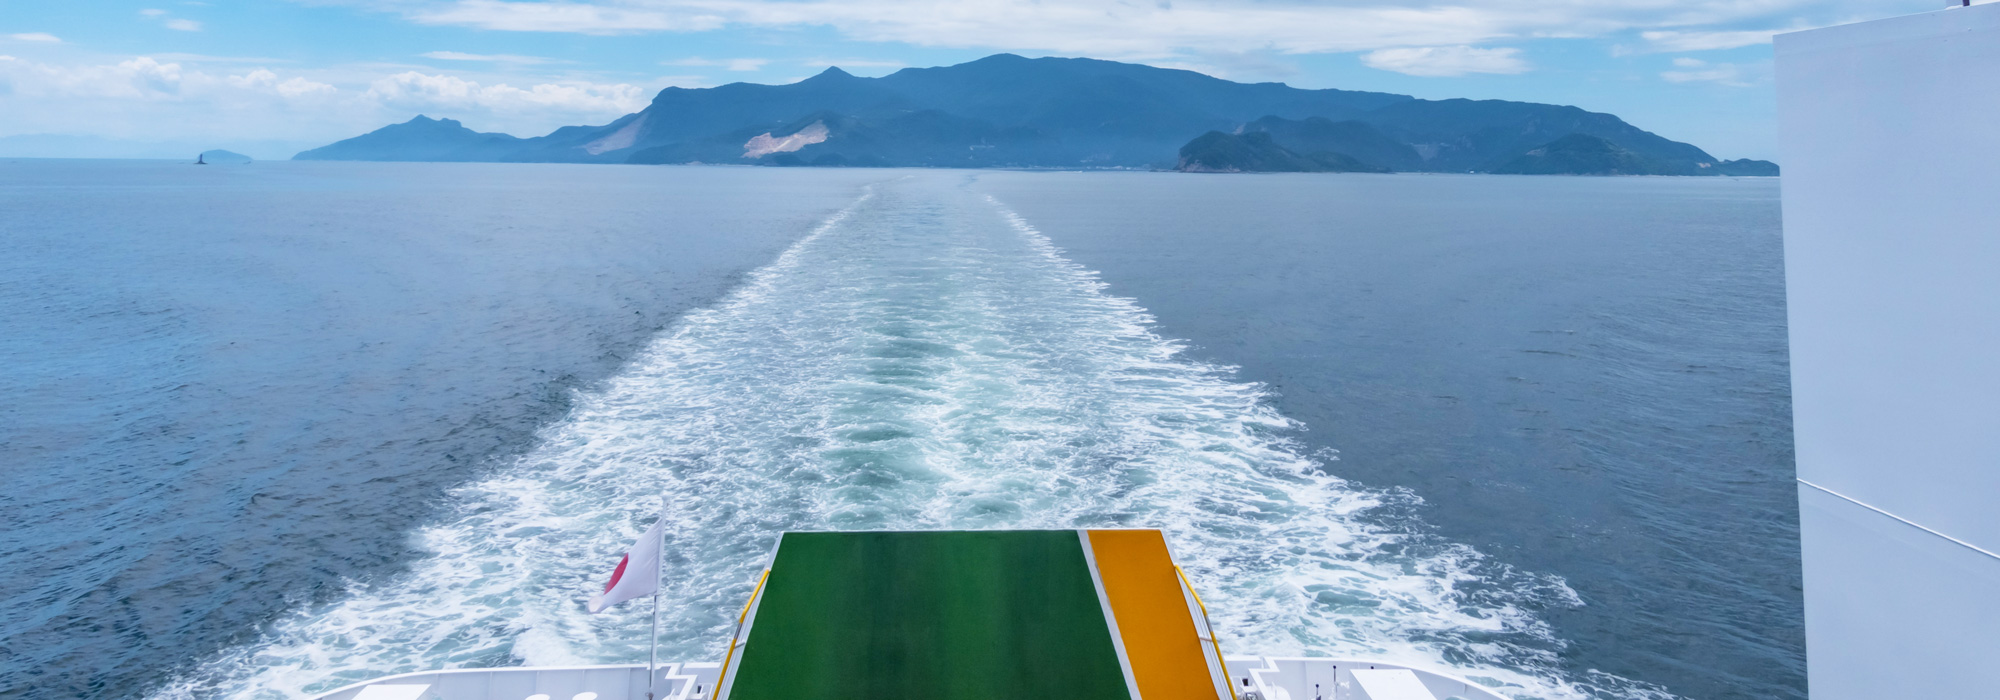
<box><xmin>1177</xmin><ymin>131</ymin><xmax>1388</xmax><ymax>173</ymax></box>
<box><xmin>295</xmin><ymin>54</ymin><xmax>1776</xmax><ymax>176</ymax></box>
<box><xmin>197</xmin><ymin>149</ymin><xmax>253</xmax><ymax>165</ymax></box>
<box><xmin>1488</xmin><ymin>133</ymin><xmax>1777</xmax><ymax>176</ymax></box>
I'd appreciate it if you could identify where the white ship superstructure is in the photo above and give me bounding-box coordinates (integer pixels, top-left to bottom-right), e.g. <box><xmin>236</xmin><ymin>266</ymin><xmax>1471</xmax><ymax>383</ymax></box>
<box><xmin>1776</xmin><ymin>4</ymin><xmax>2000</xmax><ymax>699</ymax></box>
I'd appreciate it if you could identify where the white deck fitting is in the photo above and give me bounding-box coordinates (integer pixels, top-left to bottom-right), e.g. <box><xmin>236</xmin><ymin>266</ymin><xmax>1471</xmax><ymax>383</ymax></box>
<box><xmin>1350</xmin><ymin>669</ymin><xmax>1437</xmax><ymax>700</ymax></box>
<box><xmin>352</xmin><ymin>685</ymin><xmax>436</xmax><ymax>700</ymax></box>
<box><xmin>1224</xmin><ymin>657</ymin><xmax>1508</xmax><ymax>700</ymax></box>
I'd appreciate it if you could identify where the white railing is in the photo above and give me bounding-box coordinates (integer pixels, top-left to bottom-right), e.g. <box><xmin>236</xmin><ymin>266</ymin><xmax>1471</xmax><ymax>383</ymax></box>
<box><xmin>1225</xmin><ymin>657</ymin><xmax>1512</xmax><ymax>700</ymax></box>
<box><xmin>309</xmin><ymin>662</ymin><xmax>722</xmax><ymax>700</ymax></box>
<box><xmin>315</xmin><ymin>657</ymin><xmax>1508</xmax><ymax>700</ymax></box>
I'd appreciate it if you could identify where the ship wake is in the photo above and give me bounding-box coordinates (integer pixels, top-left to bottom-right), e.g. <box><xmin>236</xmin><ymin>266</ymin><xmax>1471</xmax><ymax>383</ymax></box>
<box><xmin>149</xmin><ymin>173</ymin><xmax>1672</xmax><ymax>700</ymax></box>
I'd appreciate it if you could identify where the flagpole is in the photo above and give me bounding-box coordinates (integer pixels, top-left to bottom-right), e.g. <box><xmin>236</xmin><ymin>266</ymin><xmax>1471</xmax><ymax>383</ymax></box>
<box><xmin>647</xmin><ymin>591</ymin><xmax>660</xmax><ymax>700</ymax></box>
<box><xmin>647</xmin><ymin>495</ymin><xmax>666</xmax><ymax>700</ymax></box>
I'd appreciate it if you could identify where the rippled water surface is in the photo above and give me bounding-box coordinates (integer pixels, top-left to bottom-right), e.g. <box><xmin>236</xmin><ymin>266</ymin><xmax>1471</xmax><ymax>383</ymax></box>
<box><xmin>977</xmin><ymin>172</ymin><xmax>1797</xmax><ymax>700</ymax></box>
<box><xmin>0</xmin><ymin>160</ymin><xmax>883</xmax><ymax>698</ymax></box>
<box><xmin>0</xmin><ymin>162</ymin><xmax>1796</xmax><ymax>700</ymax></box>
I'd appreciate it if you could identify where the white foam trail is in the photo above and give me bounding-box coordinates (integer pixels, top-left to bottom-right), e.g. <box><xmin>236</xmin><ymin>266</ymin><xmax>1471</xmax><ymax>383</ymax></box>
<box><xmin>149</xmin><ymin>174</ymin><xmax>1672</xmax><ymax>700</ymax></box>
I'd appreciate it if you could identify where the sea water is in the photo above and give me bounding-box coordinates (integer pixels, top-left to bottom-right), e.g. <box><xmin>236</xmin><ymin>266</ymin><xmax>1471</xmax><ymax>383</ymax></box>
<box><xmin>0</xmin><ymin>162</ymin><xmax>1796</xmax><ymax>700</ymax></box>
<box><xmin>976</xmin><ymin>171</ymin><xmax>1799</xmax><ymax>700</ymax></box>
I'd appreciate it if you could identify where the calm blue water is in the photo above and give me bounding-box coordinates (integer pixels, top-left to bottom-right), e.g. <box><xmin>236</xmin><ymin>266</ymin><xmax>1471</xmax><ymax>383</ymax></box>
<box><xmin>978</xmin><ymin>172</ymin><xmax>1797</xmax><ymax>700</ymax></box>
<box><xmin>0</xmin><ymin>162</ymin><xmax>1797</xmax><ymax>700</ymax></box>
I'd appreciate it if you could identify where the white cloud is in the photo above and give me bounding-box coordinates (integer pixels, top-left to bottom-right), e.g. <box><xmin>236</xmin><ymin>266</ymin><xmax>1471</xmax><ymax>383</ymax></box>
<box><xmin>415</xmin><ymin>0</ymin><xmax>723</xmax><ymax>34</ymax></box>
<box><xmin>1361</xmin><ymin>46</ymin><xmax>1527</xmax><ymax>77</ymax></box>
<box><xmin>422</xmin><ymin>50</ymin><xmax>552</xmax><ymax>64</ymax></box>
<box><xmin>7</xmin><ymin>33</ymin><xmax>62</xmax><ymax>43</ymax></box>
<box><xmin>1639</xmin><ymin>29</ymin><xmax>1783</xmax><ymax>52</ymax></box>
<box><xmin>666</xmin><ymin>56</ymin><xmax>769</xmax><ymax>71</ymax></box>
<box><xmin>1</xmin><ymin>52</ymin><xmax>675</xmax><ymax>152</ymax></box>
<box><xmin>148</xmin><ymin>52</ymin><xmax>291</xmax><ymax>64</ymax></box>
<box><xmin>409</xmin><ymin>0</ymin><xmax>1511</xmax><ymax>55</ymax></box>
<box><xmin>364</xmin><ymin>71</ymin><xmax>649</xmax><ymax>114</ymax></box>
<box><xmin>0</xmin><ymin>56</ymin><xmax>340</xmax><ymax>101</ymax></box>
<box><xmin>801</xmin><ymin>57</ymin><xmax>905</xmax><ymax>69</ymax></box>
<box><xmin>1660</xmin><ymin>58</ymin><xmax>1755</xmax><ymax>87</ymax></box>
<box><xmin>2</xmin><ymin>56</ymin><xmax>186</xmax><ymax>99</ymax></box>
<box><xmin>228</xmin><ymin>68</ymin><xmax>338</xmax><ymax>98</ymax></box>
<box><xmin>0</xmin><ymin>54</ymin><xmax>657</xmax><ymax>119</ymax></box>
<box><xmin>395</xmin><ymin>0</ymin><xmax>1844</xmax><ymax>60</ymax></box>
<box><xmin>139</xmin><ymin>8</ymin><xmax>204</xmax><ymax>32</ymax></box>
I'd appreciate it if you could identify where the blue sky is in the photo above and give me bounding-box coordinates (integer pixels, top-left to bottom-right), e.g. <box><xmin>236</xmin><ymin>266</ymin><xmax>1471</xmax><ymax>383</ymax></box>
<box><xmin>0</xmin><ymin>0</ymin><xmax>1968</xmax><ymax>160</ymax></box>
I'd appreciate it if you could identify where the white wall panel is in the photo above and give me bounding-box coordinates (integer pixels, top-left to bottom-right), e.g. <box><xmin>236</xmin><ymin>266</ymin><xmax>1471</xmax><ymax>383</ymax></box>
<box><xmin>1778</xmin><ymin>3</ymin><xmax>2000</xmax><ymax>553</ymax></box>
<box><xmin>1797</xmin><ymin>487</ymin><xmax>2000</xmax><ymax>700</ymax></box>
<box><xmin>1777</xmin><ymin>5</ymin><xmax>2000</xmax><ymax>697</ymax></box>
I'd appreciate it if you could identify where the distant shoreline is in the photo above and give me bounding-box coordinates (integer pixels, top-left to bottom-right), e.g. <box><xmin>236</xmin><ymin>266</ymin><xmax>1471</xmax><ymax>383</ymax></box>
<box><xmin>1</xmin><ymin>156</ymin><xmax>1779</xmax><ymax>177</ymax></box>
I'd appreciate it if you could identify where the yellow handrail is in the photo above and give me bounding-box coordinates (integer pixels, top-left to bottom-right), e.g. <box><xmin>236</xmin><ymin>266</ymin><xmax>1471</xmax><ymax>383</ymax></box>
<box><xmin>711</xmin><ymin>569</ymin><xmax>770</xmax><ymax>699</ymax></box>
<box><xmin>1176</xmin><ymin>566</ymin><xmax>1240</xmax><ymax>700</ymax></box>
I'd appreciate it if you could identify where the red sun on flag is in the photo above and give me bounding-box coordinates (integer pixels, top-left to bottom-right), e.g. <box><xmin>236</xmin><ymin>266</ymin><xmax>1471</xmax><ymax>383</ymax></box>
<box><xmin>587</xmin><ymin>510</ymin><xmax>664</xmax><ymax>614</ymax></box>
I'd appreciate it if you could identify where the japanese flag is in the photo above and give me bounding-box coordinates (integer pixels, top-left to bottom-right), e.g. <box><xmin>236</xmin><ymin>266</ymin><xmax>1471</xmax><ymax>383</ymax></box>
<box><xmin>587</xmin><ymin>506</ymin><xmax>666</xmax><ymax>614</ymax></box>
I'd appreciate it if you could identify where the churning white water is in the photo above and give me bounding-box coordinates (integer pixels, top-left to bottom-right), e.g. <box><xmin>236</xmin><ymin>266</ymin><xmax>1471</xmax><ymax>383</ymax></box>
<box><xmin>151</xmin><ymin>174</ymin><xmax>1663</xmax><ymax>700</ymax></box>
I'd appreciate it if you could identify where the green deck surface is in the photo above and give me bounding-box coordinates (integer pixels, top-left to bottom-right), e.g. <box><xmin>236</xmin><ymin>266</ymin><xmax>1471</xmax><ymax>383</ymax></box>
<box><xmin>726</xmin><ymin>530</ymin><xmax>1133</xmax><ymax>700</ymax></box>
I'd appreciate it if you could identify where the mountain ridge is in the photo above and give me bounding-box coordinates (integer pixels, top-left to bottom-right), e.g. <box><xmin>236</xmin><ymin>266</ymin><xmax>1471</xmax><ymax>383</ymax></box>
<box><xmin>295</xmin><ymin>54</ymin><xmax>1769</xmax><ymax>175</ymax></box>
